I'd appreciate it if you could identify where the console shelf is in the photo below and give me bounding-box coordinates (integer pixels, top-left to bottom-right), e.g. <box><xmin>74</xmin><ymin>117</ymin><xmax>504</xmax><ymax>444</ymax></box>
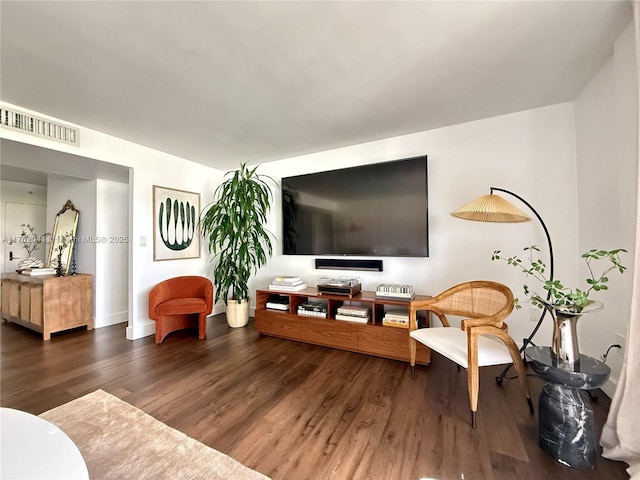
<box><xmin>255</xmin><ymin>288</ymin><xmax>431</xmax><ymax>365</ymax></box>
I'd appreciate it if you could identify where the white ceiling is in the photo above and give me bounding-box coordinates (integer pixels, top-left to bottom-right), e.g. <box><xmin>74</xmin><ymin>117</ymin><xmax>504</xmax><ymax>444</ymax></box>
<box><xmin>0</xmin><ymin>1</ymin><xmax>633</xmax><ymax>171</ymax></box>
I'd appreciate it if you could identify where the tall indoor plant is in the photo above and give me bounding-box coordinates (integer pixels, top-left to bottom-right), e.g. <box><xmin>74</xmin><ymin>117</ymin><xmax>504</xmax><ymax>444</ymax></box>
<box><xmin>200</xmin><ymin>163</ymin><xmax>275</xmax><ymax>327</ymax></box>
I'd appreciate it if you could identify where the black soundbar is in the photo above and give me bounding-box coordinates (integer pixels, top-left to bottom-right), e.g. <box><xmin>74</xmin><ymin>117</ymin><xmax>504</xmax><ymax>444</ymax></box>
<box><xmin>315</xmin><ymin>259</ymin><xmax>383</xmax><ymax>272</ymax></box>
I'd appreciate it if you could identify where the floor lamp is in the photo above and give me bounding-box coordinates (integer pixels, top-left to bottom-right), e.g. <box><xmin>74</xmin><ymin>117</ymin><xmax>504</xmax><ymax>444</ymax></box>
<box><xmin>450</xmin><ymin>187</ymin><xmax>554</xmax><ymax>384</ymax></box>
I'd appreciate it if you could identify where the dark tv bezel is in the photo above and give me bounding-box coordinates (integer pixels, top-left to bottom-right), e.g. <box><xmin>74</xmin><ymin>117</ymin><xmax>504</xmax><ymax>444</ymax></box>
<box><xmin>281</xmin><ymin>155</ymin><xmax>429</xmax><ymax>258</ymax></box>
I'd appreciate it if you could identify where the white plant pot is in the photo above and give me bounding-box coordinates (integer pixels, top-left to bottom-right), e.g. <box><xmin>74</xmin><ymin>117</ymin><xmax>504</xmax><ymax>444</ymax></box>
<box><xmin>226</xmin><ymin>299</ymin><xmax>249</xmax><ymax>328</ymax></box>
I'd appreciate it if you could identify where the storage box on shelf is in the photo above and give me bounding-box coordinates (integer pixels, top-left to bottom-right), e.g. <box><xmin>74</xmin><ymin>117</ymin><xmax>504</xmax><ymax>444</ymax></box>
<box><xmin>254</xmin><ymin>287</ymin><xmax>431</xmax><ymax>365</ymax></box>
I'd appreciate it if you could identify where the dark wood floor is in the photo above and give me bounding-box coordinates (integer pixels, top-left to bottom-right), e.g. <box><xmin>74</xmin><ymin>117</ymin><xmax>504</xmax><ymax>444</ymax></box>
<box><xmin>1</xmin><ymin>316</ymin><xmax>630</xmax><ymax>480</ymax></box>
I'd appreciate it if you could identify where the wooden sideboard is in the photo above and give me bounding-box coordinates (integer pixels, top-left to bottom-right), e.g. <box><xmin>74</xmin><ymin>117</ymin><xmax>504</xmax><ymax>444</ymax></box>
<box><xmin>1</xmin><ymin>273</ymin><xmax>93</xmax><ymax>340</ymax></box>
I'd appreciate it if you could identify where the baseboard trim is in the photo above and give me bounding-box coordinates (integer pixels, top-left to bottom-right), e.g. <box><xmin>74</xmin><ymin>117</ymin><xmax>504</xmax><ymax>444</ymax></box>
<box><xmin>126</xmin><ymin>320</ymin><xmax>155</xmax><ymax>340</ymax></box>
<box><xmin>601</xmin><ymin>377</ymin><xmax>617</xmax><ymax>399</ymax></box>
<box><xmin>94</xmin><ymin>311</ymin><xmax>128</xmax><ymax>329</ymax></box>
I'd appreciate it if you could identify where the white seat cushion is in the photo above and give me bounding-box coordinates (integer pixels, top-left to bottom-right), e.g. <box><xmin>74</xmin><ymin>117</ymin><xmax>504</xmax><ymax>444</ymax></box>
<box><xmin>410</xmin><ymin>327</ymin><xmax>514</xmax><ymax>368</ymax></box>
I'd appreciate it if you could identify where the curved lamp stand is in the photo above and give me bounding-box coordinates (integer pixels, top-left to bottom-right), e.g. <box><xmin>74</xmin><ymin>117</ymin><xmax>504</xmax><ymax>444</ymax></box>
<box><xmin>451</xmin><ymin>187</ymin><xmax>554</xmax><ymax>384</ymax></box>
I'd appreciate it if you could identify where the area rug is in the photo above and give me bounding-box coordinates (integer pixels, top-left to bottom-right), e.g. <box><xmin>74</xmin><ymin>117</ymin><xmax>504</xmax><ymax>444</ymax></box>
<box><xmin>40</xmin><ymin>389</ymin><xmax>269</xmax><ymax>480</ymax></box>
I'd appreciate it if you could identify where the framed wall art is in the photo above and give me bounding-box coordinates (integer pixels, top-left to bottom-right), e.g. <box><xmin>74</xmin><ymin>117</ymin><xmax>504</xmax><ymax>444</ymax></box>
<box><xmin>153</xmin><ymin>185</ymin><xmax>201</xmax><ymax>261</ymax></box>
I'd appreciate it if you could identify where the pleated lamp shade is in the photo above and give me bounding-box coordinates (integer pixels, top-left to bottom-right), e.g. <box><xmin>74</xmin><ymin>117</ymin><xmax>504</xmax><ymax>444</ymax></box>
<box><xmin>451</xmin><ymin>194</ymin><xmax>531</xmax><ymax>223</ymax></box>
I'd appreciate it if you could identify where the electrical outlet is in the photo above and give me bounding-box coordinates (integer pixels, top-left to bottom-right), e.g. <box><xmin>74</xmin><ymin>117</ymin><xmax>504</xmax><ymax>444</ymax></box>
<box><xmin>529</xmin><ymin>305</ymin><xmax>541</xmax><ymax>322</ymax></box>
<box><xmin>616</xmin><ymin>332</ymin><xmax>625</xmax><ymax>349</ymax></box>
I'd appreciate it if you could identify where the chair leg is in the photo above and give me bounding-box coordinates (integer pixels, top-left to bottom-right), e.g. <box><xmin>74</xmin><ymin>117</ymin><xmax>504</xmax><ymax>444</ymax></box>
<box><xmin>153</xmin><ymin>318</ymin><xmax>167</xmax><ymax>344</ymax></box>
<box><xmin>198</xmin><ymin>313</ymin><xmax>207</xmax><ymax>340</ymax></box>
<box><xmin>502</xmin><ymin>334</ymin><xmax>534</xmax><ymax>415</ymax></box>
<box><xmin>467</xmin><ymin>336</ymin><xmax>480</xmax><ymax>429</ymax></box>
<box><xmin>409</xmin><ymin>337</ymin><xmax>417</xmax><ymax>379</ymax></box>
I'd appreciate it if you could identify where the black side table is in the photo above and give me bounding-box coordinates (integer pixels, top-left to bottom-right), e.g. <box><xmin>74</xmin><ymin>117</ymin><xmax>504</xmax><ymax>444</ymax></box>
<box><xmin>525</xmin><ymin>346</ymin><xmax>610</xmax><ymax>469</ymax></box>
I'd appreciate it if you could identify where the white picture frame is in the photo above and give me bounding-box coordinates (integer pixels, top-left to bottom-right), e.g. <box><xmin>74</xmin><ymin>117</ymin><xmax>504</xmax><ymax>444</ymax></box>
<box><xmin>153</xmin><ymin>185</ymin><xmax>200</xmax><ymax>261</ymax></box>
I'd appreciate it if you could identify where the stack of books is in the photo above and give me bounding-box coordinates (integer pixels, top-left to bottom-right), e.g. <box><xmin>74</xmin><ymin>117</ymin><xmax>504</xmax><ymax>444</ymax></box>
<box><xmin>376</xmin><ymin>284</ymin><xmax>415</xmax><ymax>301</ymax></box>
<box><xmin>382</xmin><ymin>309</ymin><xmax>410</xmax><ymax>328</ymax></box>
<box><xmin>22</xmin><ymin>267</ymin><xmax>56</xmax><ymax>276</ymax></box>
<box><xmin>265</xmin><ymin>295</ymin><xmax>290</xmax><ymax>311</ymax></box>
<box><xmin>297</xmin><ymin>301</ymin><xmax>327</xmax><ymax>318</ymax></box>
<box><xmin>335</xmin><ymin>304</ymin><xmax>370</xmax><ymax>323</ymax></box>
<box><xmin>268</xmin><ymin>276</ymin><xmax>307</xmax><ymax>292</ymax></box>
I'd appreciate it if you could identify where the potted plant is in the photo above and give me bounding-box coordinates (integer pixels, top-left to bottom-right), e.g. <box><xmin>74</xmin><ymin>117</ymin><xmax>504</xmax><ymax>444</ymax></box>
<box><xmin>200</xmin><ymin>163</ymin><xmax>275</xmax><ymax>328</ymax></box>
<box><xmin>492</xmin><ymin>245</ymin><xmax>627</xmax><ymax>364</ymax></box>
<box><xmin>14</xmin><ymin>223</ymin><xmax>49</xmax><ymax>271</ymax></box>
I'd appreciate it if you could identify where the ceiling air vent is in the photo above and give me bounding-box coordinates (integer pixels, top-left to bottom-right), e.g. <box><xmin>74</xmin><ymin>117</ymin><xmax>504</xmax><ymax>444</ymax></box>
<box><xmin>0</xmin><ymin>107</ymin><xmax>79</xmax><ymax>146</ymax></box>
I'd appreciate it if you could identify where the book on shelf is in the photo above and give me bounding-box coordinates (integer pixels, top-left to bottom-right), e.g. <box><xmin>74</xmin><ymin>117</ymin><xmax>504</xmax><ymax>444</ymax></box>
<box><xmin>384</xmin><ymin>313</ymin><xmax>409</xmax><ymax>321</ymax></box>
<box><xmin>297</xmin><ymin>309</ymin><xmax>327</xmax><ymax>318</ymax></box>
<box><xmin>382</xmin><ymin>318</ymin><xmax>409</xmax><ymax>329</ymax></box>
<box><xmin>298</xmin><ymin>301</ymin><xmax>327</xmax><ymax>312</ymax></box>
<box><xmin>336</xmin><ymin>305</ymin><xmax>370</xmax><ymax>317</ymax></box>
<box><xmin>384</xmin><ymin>308</ymin><xmax>409</xmax><ymax>318</ymax></box>
<box><xmin>273</xmin><ymin>276</ymin><xmax>302</xmax><ymax>283</ymax></box>
<box><xmin>376</xmin><ymin>283</ymin><xmax>414</xmax><ymax>294</ymax></box>
<box><xmin>376</xmin><ymin>283</ymin><xmax>415</xmax><ymax>300</ymax></box>
<box><xmin>24</xmin><ymin>268</ymin><xmax>56</xmax><ymax>276</ymax></box>
<box><xmin>268</xmin><ymin>283</ymin><xmax>308</xmax><ymax>292</ymax></box>
<box><xmin>335</xmin><ymin>314</ymin><xmax>369</xmax><ymax>323</ymax></box>
<box><xmin>375</xmin><ymin>292</ymin><xmax>415</xmax><ymax>301</ymax></box>
<box><xmin>266</xmin><ymin>302</ymin><xmax>289</xmax><ymax>311</ymax></box>
<box><xmin>271</xmin><ymin>275</ymin><xmax>304</xmax><ymax>285</ymax></box>
<box><xmin>271</xmin><ymin>278</ymin><xmax>305</xmax><ymax>287</ymax></box>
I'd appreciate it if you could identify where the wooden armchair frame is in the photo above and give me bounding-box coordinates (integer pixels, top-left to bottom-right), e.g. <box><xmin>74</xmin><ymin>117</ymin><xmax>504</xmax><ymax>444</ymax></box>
<box><xmin>409</xmin><ymin>280</ymin><xmax>533</xmax><ymax>428</ymax></box>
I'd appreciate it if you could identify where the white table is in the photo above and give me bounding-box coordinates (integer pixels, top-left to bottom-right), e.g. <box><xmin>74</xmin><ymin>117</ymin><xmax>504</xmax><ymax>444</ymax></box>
<box><xmin>0</xmin><ymin>407</ymin><xmax>89</xmax><ymax>479</ymax></box>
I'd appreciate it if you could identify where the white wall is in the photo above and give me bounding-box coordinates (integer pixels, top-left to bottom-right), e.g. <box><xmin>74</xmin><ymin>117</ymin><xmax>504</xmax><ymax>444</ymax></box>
<box><xmin>0</xmin><ymin>19</ymin><xmax>634</xmax><ymax>372</ymax></box>
<box><xmin>0</xmin><ymin>102</ymin><xmax>223</xmax><ymax>340</ymax></box>
<box><xmin>0</xmin><ymin>180</ymin><xmax>48</xmax><ymax>273</ymax></box>
<box><xmin>254</xmin><ymin>102</ymin><xmax>581</xmax><ymax>350</ymax></box>
<box><xmin>574</xmin><ymin>22</ymin><xmax>638</xmax><ymax>396</ymax></box>
<box><xmin>95</xmin><ymin>179</ymin><xmax>129</xmax><ymax>328</ymax></box>
<box><xmin>47</xmin><ymin>174</ymin><xmax>97</xmax><ymax>277</ymax></box>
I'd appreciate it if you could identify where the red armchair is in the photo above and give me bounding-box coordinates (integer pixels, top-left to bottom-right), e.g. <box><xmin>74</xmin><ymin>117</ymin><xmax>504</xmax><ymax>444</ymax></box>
<box><xmin>148</xmin><ymin>276</ymin><xmax>213</xmax><ymax>344</ymax></box>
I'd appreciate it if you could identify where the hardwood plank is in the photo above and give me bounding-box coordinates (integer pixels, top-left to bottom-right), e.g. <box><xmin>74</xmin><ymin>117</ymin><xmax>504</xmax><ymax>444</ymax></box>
<box><xmin>0</xmin><ymin>318</ymin><xmax>630</xmax><ymax>480</ymax></box>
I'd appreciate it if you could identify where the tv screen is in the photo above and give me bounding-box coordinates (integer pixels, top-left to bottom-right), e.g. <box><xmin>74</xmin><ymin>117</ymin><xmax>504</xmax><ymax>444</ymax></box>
<box><xmin>282</xmin><ymin>155</ymin><xmax>429</xmax><ymax>257</ymax></box>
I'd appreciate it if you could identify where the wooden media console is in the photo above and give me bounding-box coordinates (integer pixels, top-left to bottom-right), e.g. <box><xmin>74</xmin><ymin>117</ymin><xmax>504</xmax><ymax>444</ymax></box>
<box><xmin>255</xmin><ymin>288</ymin><xmax>431</xmax><ymax>365</ymax></box>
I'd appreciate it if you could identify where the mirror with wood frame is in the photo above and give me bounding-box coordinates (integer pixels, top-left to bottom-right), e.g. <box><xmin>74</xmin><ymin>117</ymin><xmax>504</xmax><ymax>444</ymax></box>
<box><xmin>48</xmin><ymin>200</ymin><xmax>79</xmax><ymax>275</ymax></box>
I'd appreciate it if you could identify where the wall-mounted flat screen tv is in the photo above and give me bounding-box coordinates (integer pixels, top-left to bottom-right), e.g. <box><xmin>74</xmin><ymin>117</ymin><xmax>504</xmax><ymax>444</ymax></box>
<box><xmin>282</xmin><ymin>155</ymin><xmax>429</xmax><ymax>257</ymax></box>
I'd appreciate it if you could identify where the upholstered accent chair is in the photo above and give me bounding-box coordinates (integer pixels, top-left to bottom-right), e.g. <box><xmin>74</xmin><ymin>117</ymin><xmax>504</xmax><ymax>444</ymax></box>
<box><xmin>409</xmin><ymin>280</ymin><xmax>533</xmax><ymax>428</ymax></box>
<box><xmin>148</xmin><ymin>276</ymin><xmax>213</xmax><ymax>344</ymax></box>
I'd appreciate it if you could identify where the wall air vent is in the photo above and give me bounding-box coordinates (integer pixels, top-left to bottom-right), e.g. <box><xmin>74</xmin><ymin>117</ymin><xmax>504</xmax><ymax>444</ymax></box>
<box><xmin>0</xmin><ymin>107</ymin><xmax>79</xmax><ymax>146</ymax></box>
